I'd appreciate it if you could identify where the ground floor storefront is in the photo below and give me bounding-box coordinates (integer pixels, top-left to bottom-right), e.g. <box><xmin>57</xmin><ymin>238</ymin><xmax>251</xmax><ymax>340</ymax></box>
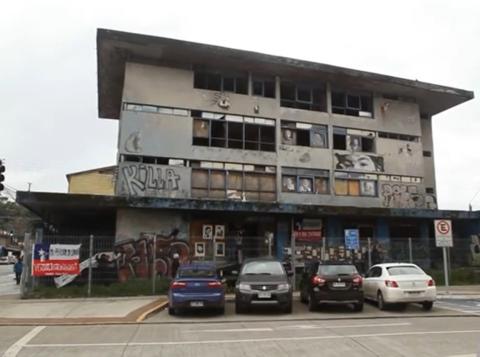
<box><xmin>16</xmin><ymin>192</ymin><xmax>480</xmax><ymax>278</ymax></box>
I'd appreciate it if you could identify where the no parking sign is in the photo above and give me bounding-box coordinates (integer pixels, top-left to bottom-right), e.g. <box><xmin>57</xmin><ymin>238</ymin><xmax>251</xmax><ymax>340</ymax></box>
<box><xmin>434</xmin><ymin>220</ymin><xmax>453</xmax><ymax>247</ymax></box>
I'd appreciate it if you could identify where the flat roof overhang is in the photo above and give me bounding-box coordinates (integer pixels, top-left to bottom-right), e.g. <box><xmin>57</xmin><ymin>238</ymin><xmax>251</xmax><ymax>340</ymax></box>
<box><xmin>97</xmin><ymin>28</ymin><xmax>474</xmax><ymax>120</ymax></box>
<box><xmin>16</xmin><ymin>191</ymin><xmax>480</xmax><ymax>224</ymax></box>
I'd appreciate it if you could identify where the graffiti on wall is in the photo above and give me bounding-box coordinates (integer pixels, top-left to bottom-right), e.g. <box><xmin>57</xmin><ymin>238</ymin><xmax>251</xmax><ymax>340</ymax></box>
<box><xmin>116</xmin><ymin>163</ymin><xmax>190</xmax><ymax>198</ymax></box>
<box><xmin>125</xmin><ymin>131</ymin><xmax>142</xmax><ymax>153</ymax></box>
<box><xmin>114</xmin><ymin>229</ymin><xmax>190</xmax><ymax>282</ymax></box>
<box><xmin>469</xmin><ymin>235</ymin><xmax>480</xmax><ymax>266</ymax></box>
<box><xmin>335</xmin><ymin>153</ymin><xmax>384</xmax><ymax>172</ymax></box>
<box><xmin>380</xmin><ymin>183</ymin><xmax>437</xmax><ymax>209</ymax></box>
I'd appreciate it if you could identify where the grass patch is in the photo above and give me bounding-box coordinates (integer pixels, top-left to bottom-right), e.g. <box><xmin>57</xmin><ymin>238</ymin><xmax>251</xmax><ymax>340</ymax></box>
<box><xmin>425</xmin><ymin>267</ymin><xmax>480</xmax><ymax>286</ymax></box>
<box><xmin>28</xmin><ymin>277</ymin><xmax>171</xmax><ymax>299</ymax></box>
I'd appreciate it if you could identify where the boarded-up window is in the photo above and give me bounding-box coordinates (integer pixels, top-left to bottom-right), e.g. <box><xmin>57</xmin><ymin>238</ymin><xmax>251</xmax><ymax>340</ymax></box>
<box><xmin>192</xmin><ymin>169</ymin><xmax>208</xmax><ymax>188</ymax></box>
<box><xmin>210</xmin><ymin>170</ymin><xmax>225</xmax><ymax>190</ymax></box>
<box><xmin>315</xmin><ymin>178</ymin><xmax>329</xmax><ymax>194</ymax></box>
<box><xmin>245</xmin><ymin>173</ymin><xmax>260</xmax><ymax>191</ymax></box>
<box><xmin>259</xmin><ymin>175</ymin><xmax>276</xmax><ymax>192</ymax></box>
<box><xmin>348</xmin><ymin>180</ymin><xmax>360</xmax><ymax>196</ymax></box>
<box><xmin>335</xmin><ymin>179</ymin><xmax>348</xmax><ymax>195</ymax></box>
<box><xmin>227</xmin><ymin>172</ymin><xmax>243</xmax><ymax>190</ymax></box>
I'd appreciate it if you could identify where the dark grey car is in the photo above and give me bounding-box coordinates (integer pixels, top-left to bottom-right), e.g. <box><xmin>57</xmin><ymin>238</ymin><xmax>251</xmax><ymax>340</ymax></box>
<box><xmin>235</xmin><ymin>258</ymin><xmax>293</xmax><ymax>314</ymax></box>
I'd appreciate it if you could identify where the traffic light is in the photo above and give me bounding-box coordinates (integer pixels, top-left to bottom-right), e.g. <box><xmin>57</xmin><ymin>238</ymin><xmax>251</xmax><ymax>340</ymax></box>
<box><xmin>0</xmin><ymin>159</ymin><xmax>5</xmax><ymax>191</ymax></box>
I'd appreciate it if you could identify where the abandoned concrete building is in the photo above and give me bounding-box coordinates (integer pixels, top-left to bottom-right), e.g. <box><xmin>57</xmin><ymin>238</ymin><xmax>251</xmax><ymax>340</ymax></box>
<box><xmin>17</xmin><ymin>28</ymin><xmax>478</xmax><ymax>271</ymax></box>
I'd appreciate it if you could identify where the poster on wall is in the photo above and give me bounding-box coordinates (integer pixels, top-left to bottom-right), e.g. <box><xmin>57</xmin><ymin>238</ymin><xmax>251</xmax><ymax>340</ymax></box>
<box><xmin>202</xmin><ymin>225</ymin><xmax>213</xmax><ymax>240</ymax></box>
<box><xmin>214</xmin><ymin>225</ymin><xmax>225</xmax><ymax>240</ymax></box>
<box><xmin>32</xmin><ymin>243</ymin><xmax>81</xmax><ymax>277</ymax></box>
<box><xmin>344</xmin><ymin>229</ymin><xmax>360</xmax><ymax>250</ymax></box>
<box><xmin>195</xmin><ymin>242</ymin><xmax>206</xmax><ymax>257</ymax></box>
<box><xmin>215</xmin><ymin>242</ymin><xmax>225</xmax><ymax>257</ymax></box>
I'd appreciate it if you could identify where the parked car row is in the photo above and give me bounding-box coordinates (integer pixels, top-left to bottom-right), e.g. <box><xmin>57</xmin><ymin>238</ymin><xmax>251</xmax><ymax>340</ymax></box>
<box><xmin>167</xmin><ymin>258</ymin><xmax>437</xmax><ymax>315</ymax></box>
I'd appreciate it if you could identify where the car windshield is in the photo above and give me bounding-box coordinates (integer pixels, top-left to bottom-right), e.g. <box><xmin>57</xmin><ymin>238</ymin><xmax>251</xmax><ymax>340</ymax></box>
<box><xmin>177</xmin><ymin>268</ymin><xmax>216</xmax><ymax>278</ymax></box>
<box><xmin>387</xmin><ymin>266</ymin><xmax>424</xmax><ymax>276</ymax></box>
<box><xmin>241</xmin><ymin>261</ymin><xmax>284</xmax><ymax>276</ymax></box>
<box><xmin>318</xmin><ymin>265</ymin><xmax>358</xmax><ymax>275</ymax></box>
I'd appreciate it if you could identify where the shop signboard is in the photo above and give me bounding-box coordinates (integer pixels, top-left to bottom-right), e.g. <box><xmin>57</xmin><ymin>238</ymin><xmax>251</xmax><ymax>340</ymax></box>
<box><xmin>32</xmin><ymin>243</ymin><xmax>81</xmax><ymax>277</ymax></box>
<box><xmin>294</xmin><ymin>230</ymin><xmax>322</xmax><ymax>243</ymax></box>
<box><xmin>344</xmin><ymin>229</ymin><xmax>360</xmax><ymax>250</ymax></box>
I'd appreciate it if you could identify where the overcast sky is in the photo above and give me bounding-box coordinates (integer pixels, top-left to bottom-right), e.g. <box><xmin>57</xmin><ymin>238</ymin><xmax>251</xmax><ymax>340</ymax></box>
<box><xmin>1</xmin><ymin>0</ymin><xmax>479</xmax><ymax>210</ymax></box>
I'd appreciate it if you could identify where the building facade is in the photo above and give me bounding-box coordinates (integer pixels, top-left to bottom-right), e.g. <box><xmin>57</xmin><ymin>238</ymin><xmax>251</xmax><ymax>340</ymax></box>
<box><xmin>17</xmin><ymin>29</ymin><xmax>477</xmax><ymax>273</ymax></box>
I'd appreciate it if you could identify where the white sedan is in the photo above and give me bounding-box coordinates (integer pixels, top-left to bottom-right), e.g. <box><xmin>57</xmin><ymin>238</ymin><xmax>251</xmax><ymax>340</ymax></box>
<box><xmin>363</xmin><ymin>263</ymin><xmax>436</xmax><ymax>310</ymax></box>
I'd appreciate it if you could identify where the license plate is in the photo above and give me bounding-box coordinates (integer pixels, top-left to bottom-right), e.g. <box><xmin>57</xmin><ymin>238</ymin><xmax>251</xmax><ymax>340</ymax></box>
<box><xmin>258</xmin><ymin>292</ymin><xmax>271</xmax><ymax>299</ymax></box>
<box><xmin>332</xmin><ymin>282</ymin><xmax>346</xmax><ymax>287</ymax></box>
<box><xmin>190</xmin><ymin>301</ymin><xmax>204</xmax><ymax>307</ymax></box>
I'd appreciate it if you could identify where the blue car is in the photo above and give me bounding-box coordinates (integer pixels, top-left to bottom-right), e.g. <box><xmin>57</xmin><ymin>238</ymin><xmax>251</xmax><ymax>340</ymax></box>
<box><xmin>168</xmin><ymin>262</ymin><xmax>225</xmax><ymax>315</ymax></box>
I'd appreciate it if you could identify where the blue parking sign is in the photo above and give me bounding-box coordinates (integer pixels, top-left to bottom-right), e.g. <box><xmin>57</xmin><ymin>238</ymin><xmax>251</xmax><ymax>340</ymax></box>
<box><xmin>344</xmin><ymin>229</ymin><xmax>360</xmax><ymax>250</ymax></box>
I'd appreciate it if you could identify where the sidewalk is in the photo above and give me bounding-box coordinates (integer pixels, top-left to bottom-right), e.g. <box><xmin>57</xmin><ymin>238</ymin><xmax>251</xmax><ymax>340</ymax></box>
<box><xmin>0</xmin><ymin>295</ymin><xmax>167</xmax><ymax>326</ymax></box>
<box><xmin>436</xmin><ymin>285</ymin><xmax>480</xmax><ymax>299</ymax></box>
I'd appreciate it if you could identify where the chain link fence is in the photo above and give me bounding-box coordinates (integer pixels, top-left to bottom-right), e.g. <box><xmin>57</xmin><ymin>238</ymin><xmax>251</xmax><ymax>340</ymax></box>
<box><xmin>20</xmin><ymin>232</ymin><xmax>480</xmax><ymax>297</ymax></box>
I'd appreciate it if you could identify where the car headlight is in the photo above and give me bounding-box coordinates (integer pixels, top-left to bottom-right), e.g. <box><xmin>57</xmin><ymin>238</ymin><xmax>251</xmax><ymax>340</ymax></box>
<box><xmin>277</xmin><ymin>283</ymin><xmax>290</xmax><ymax>291</ymax></box>
<box><xmin>238</xmin><ymin>283</ymin><xmax>251</xmax><ymax>291</ymax></box>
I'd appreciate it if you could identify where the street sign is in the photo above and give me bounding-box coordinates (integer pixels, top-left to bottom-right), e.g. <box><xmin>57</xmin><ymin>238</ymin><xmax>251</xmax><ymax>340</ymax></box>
<box><xmin>434</xmin><ymin>219</ymin><xmax>453</xmax><ymax>247</ymax></box>
<box><xmin>344</xmin><ymin>229</ymin><xmax>360</xmax><ymax>250</ymax></box>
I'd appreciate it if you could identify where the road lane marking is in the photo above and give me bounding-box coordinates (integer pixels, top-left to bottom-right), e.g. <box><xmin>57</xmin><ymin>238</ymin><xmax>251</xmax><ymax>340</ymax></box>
<box><xmin>276</xmin><ymin>322</ymin><xmax>411</xmax><ymax>330</ymax></box>
<box><xmin>3</xmin><ymin>326</ymin><xmax>45</xmax><ymax>357</ymax></box>
<box><xmin>189</xmin><ymin>322</ymin><xmax>411</xmax><ymax>333</ymax></box>
<box><xmin>189</xmin><ymin>328</ymin><xmax>273</xmax><ymax>333</ymax></box>
<box><xmin>23</xmin><ymin>329</ymin><xmax>480</xmax><ymax>348</ymax></box>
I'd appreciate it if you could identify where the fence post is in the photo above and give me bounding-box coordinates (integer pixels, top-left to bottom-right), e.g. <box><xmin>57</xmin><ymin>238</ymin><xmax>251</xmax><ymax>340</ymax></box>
<box><xmin>290</xmin><ymin>218</ymin><xmax>296</xmax><ymax>290</ymax></box>
<box><xmin>367</xmin><ymin>237</ymin><xmax>372</xmax><ymax>268</ymax></box>
<box><xmin>408</xmin><ymin>237</ymin><xmax>413</xmax><ymax>263</ymax></box>
<box><xmin>152</xmin><ymin>235</ymin><xmax>157</xmax><ymax>295</ymax></box>
<box><xmin>20</xmin><ymin>233</ymin><xmax>32</xmax><ymax>298</ymax></box>
<box><xmin>87</xmin><ymin>234</ymin><xmax>93</xmax><ymax>297</ymax></box>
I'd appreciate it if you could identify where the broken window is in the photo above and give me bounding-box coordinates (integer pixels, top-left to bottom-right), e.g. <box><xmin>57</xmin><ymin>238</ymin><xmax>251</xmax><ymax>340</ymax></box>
<box><xmin>334</xmin><ymin>172</ymin><xmax>377</xmax><ymax>197</ymax></box>
<box><xmin>331</xmin><ymin>90</ymin><xmax>373</xmax><ymax>118</ymax></box>
<box><xmin>192</xmin><ymin>112</ymin><xmax>275</xmax><ymax>152</ymax></box>
<box><xmin>334</xmin><ymin>127</ymin><xmax>375</xmax><ymax>153</ymax></box>
<box><xmin>191</xmin><ymin>164</ymin><xmax>276</xmax><ymax>201</ymax></box>
<box><xmin>333</xmin><ymin>127</ymin><xmax>347</xmax><ymax>150</ymax></box>
<box><xmin>281</xmin><ymin>121</ymin><xmax>328</xmax><ymax>148</ymax></box>
<box><xmin>280</xmin><ymin>81</ymin><xmax>326</xmax><ymax>112</ymax></box>
<box><xmin>281</xmin><ymin>168</ymin><xmax>329</xmax><ymax>194</ymax></box>
<box><xmin>194</xmin><ymin>69</ymin><xmax>248</xmax><ymax>94</ymax></box>
<box><xmin>378</xmin><ymin>132</ymin><xmax>419</xmax><ymax>142</ymax></box>
<box><xmin>252</xmin><ymin>76</ymin><xmax>276</xmax><ymax>98</ymax></box>
<box><xmin>423</xmin><ymin>151</ymin><xmax>432</xmax><ymax>157</ymax></box>
<box><xmin>426</xmin><ymin>187</ymin><xmax>435</xmax><ymax>194</ymax></box>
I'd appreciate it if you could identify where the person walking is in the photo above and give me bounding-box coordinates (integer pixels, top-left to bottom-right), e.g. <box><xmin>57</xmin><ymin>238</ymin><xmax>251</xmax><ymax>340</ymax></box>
<box><xmin>13</xmin><ymin>257</ymin><xmax>23</xmax><ymax>285</ymax></box>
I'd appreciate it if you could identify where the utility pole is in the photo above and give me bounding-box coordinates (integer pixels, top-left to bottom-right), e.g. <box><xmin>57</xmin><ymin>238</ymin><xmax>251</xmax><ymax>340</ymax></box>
<box><xmin>28</xmin><ymin>183</ymin><xmax>32</xmax><ymax>192</ymax></box>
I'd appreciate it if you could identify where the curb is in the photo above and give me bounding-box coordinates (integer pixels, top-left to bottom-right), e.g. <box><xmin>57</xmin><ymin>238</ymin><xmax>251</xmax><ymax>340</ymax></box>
<box><xmin>136</xmin><ymin>301</ymin><xmax>169</xmax><ymax>322</ymax></box>
<box><xmin>0</xmin><ymin>298</ymin><xmax>168</xmax><ymax>326</ymax></box>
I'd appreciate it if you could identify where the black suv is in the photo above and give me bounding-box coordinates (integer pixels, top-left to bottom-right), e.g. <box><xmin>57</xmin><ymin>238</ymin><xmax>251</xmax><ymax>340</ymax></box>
<box><xmin>235</xmin><ymin>258</ymin><xmax>293</xmax><ymax>313</ymax></box>
<box><xmin>300</xmin><ymin>261</ymin><xmax>364</xmax><ymax>312</ymax></box>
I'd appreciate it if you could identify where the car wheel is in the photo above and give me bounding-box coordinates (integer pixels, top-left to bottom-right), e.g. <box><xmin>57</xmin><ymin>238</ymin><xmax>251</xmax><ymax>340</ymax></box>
<box><xmin>422</xmin><ymin>301</ymin><xmax>433</xmax><ymax>311</ymax></box>
<box><xmin>168</xmin><ymin>307</ymin><xmax>176</xmax><ymax>315</ymax></box>
<box><xmin>308</xmin><ymin>294</ymin><xmax>318</xmax><ymax>312</ymax></box>
<box><xmin>377</xmin><ymin>291</ymin><xmax>387</xmax><ymax>311</ymax></box>
<box><xmin>353</xmin><ymin>303</ymin><xmax>364</xmax><ymax>312</ymax></box>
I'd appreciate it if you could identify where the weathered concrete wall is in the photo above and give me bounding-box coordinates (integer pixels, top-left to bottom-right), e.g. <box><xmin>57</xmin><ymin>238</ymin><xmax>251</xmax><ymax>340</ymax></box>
<box><xmin>116</xmin><ymin>208</ymin><xmax>189</xmax><ymax>242</ymax></box>
<box><xmin>421</xmin><ymin>117</ymin><xmax>437</xmax><ymax>193</ymax></box>
<box><xmin>68</xmin><ymin>171</ymin><xmax>114</xmax><ymax>196</ymax></box>
<box><xmin>119</xmin><ymin>62</ymin><xmax>435</xmax><ymax>209</ymax></box>
<box><xmin>116</xmin><ymin>162</ymin><xmax>191</xmax><ymax>198</ymax></box>
<box><xmin>377</xmin><ymin>138</ymin><xmax>424</xmax><ymax>176</ymax></box>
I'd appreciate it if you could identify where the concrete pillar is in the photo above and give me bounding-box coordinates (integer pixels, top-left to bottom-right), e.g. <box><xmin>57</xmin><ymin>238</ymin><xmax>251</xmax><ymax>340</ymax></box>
<box><xmin>419</xmin><ymin>219</ymin><xmax>431</xmax><ymax>268</ymax></box>
<box><xmin>375</xmin><ymin>218</ymin><xmax>391</xmax><ymax>261</ymax></box>
<box><xmin>276</xmin><ymin>220</ymin><xmax>289</xmax><ymax>260</ymax></box>
<box><xmin>326</xmin><ymin>216</ymin><xmax>342</xmax><ymax>246</ymax></box>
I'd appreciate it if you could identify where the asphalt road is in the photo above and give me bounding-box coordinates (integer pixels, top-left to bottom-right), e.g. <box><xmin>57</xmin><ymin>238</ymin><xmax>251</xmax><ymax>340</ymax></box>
<box><xmin>3</xmin><ymin>301</ymin><xmax>480</xmax><ymax>357</ymax></box>
<box><xmin>0</xmin><ymin>263</ymin><xmax>19</xmax><ymax>296</ymax></box>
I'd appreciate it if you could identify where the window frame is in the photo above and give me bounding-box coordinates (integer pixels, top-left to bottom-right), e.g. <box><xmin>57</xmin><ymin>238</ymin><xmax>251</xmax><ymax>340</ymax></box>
<box><xmin>280</xmin><ymin>81</ymin><xmax>326</xmax><ymax>112</ymax></box>
<box><xmin>331</xmin><ymin>90</ymin><xmax>373</xmax><ymax>118</ymax></box>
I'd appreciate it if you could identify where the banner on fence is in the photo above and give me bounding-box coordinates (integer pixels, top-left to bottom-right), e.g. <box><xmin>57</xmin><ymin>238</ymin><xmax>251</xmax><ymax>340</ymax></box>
<box><xmin>294</xmin><ymin>230</ymin><xmax>322</xmax><ymax>243</ymax></box>
<box><xmin>32</xmin><ymin>243</ymin><xmax>81</xmax><ymax>276</ymax></box>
